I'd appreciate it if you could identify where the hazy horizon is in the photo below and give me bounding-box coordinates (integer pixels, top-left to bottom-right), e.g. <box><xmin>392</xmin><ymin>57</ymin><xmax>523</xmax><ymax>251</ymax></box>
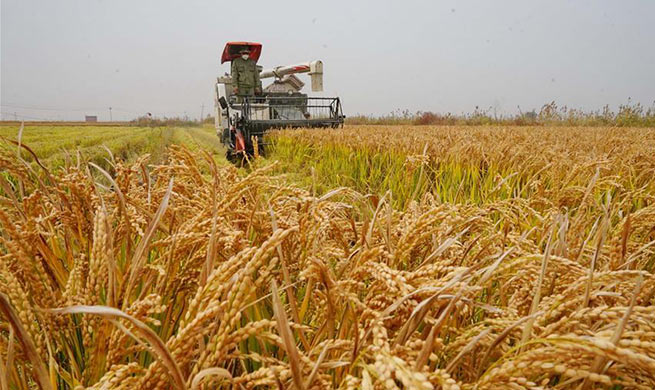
<box><xmin>2</xmin><ymin>0</ymin><xmax>654</xmax><ymax>121</ymax></box>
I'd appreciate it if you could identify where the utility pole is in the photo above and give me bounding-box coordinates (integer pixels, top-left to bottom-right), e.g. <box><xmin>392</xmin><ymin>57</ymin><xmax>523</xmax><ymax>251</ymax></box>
<box><xmin>109</xmin><ymin>107</ymin><xmax>113</xmax><ymax>121</ymax></box>
<box><xmin>200</xmin><ymin>104</ymin><xmax>205</xmax><ymax>122</ymax></box>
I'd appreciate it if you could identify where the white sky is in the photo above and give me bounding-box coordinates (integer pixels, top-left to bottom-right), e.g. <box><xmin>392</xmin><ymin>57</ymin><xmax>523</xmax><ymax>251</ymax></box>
<box><xmin>1</xmin><ymin>0</ymin><xmax>654</xmax><ymax>121</ymax></box>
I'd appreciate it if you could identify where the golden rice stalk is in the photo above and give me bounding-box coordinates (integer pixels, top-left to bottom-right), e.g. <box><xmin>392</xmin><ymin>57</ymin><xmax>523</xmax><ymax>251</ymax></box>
<box><xmin>123</xmin><ymin>177</ymin><xmax>174</xmax><ymax>305</ymax></box>
<box><xmin>271</xmin><ymin>280</ymin><xmax>305</xmax><ymax>390</ymax></box>
<box><xmin>189</xmin><ymin>367</ymin><xmax>232</xmax><ymax>390</ymax></box>
<box><xmin>0</xmin><ymin>294</ymin><xmax>51</xmax><ymax>390</ymax></box>
<box><xmin>47</xmin><ymin>305</ymin><xmax>186</xmax><ymax>390</ymax></box>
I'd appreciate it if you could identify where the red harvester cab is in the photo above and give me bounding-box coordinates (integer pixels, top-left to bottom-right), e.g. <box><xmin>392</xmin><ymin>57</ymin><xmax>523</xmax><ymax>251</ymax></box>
<box><xmin>220</xmin><ymin>42</ymin><xmax>262</xmax><ymax>64</ymax></box>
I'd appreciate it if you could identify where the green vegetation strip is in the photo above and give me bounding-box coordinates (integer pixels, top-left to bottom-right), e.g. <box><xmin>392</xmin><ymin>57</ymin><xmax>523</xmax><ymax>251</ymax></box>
<box><xmin>0</xmin><ymin>125</ymin><xmax>225</xmax><ymax>171</ymax></box>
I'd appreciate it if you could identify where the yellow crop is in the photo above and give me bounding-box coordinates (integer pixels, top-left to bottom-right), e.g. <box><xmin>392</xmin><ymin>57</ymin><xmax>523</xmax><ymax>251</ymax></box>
<box><xmin>0</xmin><ymin>124</ymin><xmax>654</xmax><ymax>389</ymax></box>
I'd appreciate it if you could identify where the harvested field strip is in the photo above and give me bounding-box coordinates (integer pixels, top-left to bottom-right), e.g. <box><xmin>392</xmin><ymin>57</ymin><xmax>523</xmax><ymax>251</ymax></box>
<box><xmin>0</xmin><ymin>125</ymin><xmax>223</xmax><ymax>170</ymax></box>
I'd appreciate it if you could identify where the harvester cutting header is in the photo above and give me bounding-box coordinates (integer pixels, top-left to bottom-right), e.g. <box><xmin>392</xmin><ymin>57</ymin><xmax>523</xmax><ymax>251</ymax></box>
<box><xmin>215</xmin><ymin>41</ymin><xmax>344</xmax><ymax>160</ymax></box>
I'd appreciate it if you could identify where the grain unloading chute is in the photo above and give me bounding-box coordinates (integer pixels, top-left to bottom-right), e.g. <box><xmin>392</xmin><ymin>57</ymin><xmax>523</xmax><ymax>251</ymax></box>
<box><xmin>259</xmin><ymin>61</ymin><xmax>324</xmax><ymax>92</ymax></box>
<box><xmin>214</xmin><ymin>42</ymin><xmax>344</xmax><ymax>161</ymax></box>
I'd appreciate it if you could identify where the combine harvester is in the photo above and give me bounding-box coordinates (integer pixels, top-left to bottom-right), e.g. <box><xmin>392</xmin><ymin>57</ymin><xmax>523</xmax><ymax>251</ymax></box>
<box><xmin>214</xmin><ymin>42</ymin><xmax>344</xmax><ymax>161</ymax></box>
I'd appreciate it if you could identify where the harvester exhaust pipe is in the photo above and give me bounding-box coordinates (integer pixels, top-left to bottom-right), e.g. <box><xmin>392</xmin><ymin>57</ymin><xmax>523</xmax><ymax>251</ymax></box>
<box><xmin>259</xmin><ymin>60</ymin><xmax>323</xmax><ymax>92</ymax></box>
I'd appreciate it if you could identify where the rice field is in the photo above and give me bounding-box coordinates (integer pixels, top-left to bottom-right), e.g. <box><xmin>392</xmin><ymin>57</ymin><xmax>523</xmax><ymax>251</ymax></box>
<box><xmin>0</xmin><ymin>125</ymin><xmax>224</xmax><ymax>169</ymax></box>
<box><xmin>270</xmin><ymin>126</ymin><xmax>655</xmax><ymax>208</ymax></box>
<box><xmin>0</xmin><ymin>124</ymin><xmax>654</xmax><ymax>389</ymax></box>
